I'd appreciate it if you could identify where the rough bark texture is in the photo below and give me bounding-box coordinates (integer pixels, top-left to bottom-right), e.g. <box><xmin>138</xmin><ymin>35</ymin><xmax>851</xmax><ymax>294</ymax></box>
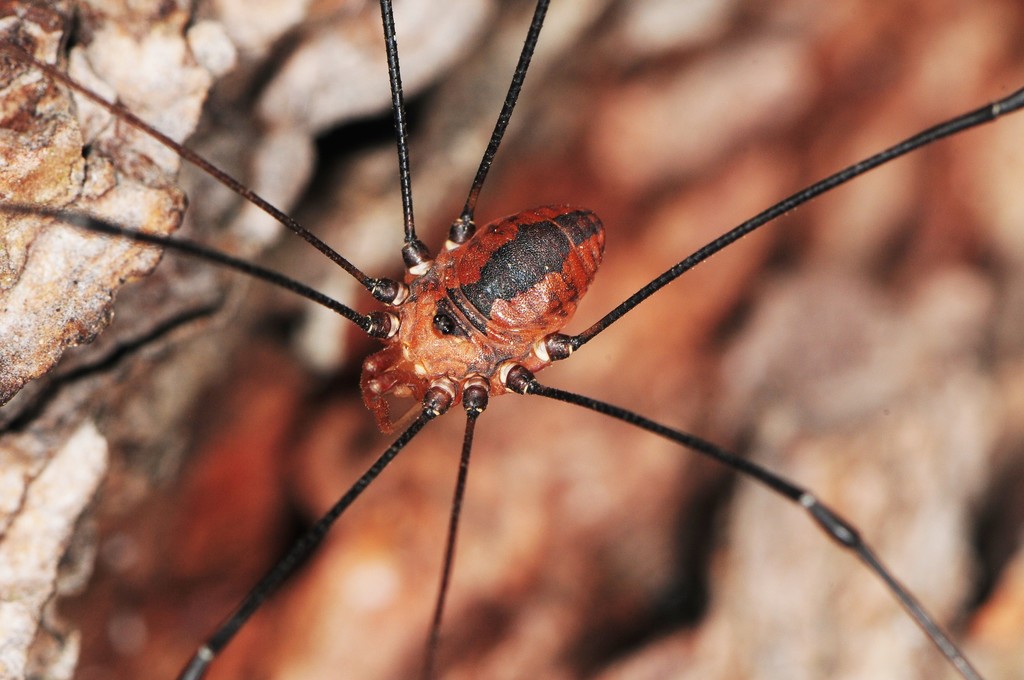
<box><xmin>3</xmin><ymin>0</ymin><xmax>1024</xmax><ymax>679</ymax></box>
<box><xmin>0</xmin><ymin>2</ymin><xmax>214</xmax><ymax>676</ymax></box>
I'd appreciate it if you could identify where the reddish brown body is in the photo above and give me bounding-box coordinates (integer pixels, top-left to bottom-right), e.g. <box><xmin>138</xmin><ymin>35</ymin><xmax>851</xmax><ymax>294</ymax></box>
<box><xmin>361</xmin><ymin>206</ymin><xmax>605</xmax><ymax>430</ymax></box>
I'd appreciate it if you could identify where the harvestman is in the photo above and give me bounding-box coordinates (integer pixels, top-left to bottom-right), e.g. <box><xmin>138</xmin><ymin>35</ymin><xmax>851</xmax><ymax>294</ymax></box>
<box><xmin>2</xmin><ymin>1</ymin><xmax>1024</xmax><ymax>678</ymax></box>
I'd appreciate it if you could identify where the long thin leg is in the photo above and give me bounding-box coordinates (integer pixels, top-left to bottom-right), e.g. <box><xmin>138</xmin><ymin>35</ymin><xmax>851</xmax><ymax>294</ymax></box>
<box><xmin>422</xmin><ymin>382</ymin><xmax>488</xmax><ymax>679</ymax></box>
<box><xmin>449</xmin><ymin>0</ymin><xmax>551</xmax><ymax>245</ymax></box>
<box><xmin>505</xmin><ymin>366</ymin><xmax>983</xmax><ymax>680</ymax></box>
<box><xmin>568</xmin><ymin>85</ymin><xmax>1024</xmax><ymax>350</ymax></box>
<box><xmin>0</xmin><ymin>206</ymin><xmax>398</xmax><ymax>338</ymax></box>
<box><xmin>0</xmin><ymin>43</ymin><xmax>409</xmax><ymax>303</ymax></box>
<box><xmin>377</xmin><ymin>0</ymin><xmax>431</xmax><ymax>269</ymax></box>
<box><xmin>178</xmin><ymin>406</ymin><xmax>439</xmax><ymax>680</ymax></box>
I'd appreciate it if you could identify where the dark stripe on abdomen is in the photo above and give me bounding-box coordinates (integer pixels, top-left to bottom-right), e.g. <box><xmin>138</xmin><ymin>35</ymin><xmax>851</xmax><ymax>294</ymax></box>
<box><xmin>460</xmin><ymin>218</ymin><xmax>569</xmax><ymax>319</ymax></box>
<box><xmin>553</xmin><ymin>209</ymin><xmax>602</xmax><ymax>246</ymax></box>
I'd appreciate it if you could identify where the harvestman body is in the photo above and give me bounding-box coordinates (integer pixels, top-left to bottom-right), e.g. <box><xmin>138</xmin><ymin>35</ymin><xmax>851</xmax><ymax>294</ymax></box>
<box><xmin>2</xmin><ymin>0</ymin><xmax>1024</xmax><ymax>678</ymax></box>
<box><xmin>362</xmin><ymin>206</ymin><xmax>605</xmax><ymax>432</ymax></box>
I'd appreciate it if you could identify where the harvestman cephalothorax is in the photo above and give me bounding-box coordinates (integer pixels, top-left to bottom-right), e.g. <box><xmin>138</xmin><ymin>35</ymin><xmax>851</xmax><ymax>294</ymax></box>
<box><xmin>2</xmin><ymin>1</ymin><xmax>1024</xmax><ymax>680</ymax></box>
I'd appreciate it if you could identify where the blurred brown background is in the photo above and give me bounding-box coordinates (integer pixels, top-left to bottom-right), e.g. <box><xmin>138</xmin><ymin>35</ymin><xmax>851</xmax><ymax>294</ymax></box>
<box><xmin>3</xmin><ymin>0</ymin><xmax>1024</xmax><ymax>678</ymax></box>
